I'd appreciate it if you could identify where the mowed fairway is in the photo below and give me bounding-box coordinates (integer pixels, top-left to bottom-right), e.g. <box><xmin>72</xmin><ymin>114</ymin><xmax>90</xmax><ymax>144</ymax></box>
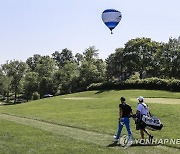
<box><xmin>0</xmin><ymin>90</ymin><xmax>180</xmax><ymax>154</ymax></box>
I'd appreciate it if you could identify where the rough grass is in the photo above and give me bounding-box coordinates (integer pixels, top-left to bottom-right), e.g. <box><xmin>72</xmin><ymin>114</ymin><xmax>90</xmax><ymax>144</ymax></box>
<box><xmin>0</xmin><ymin>90</ymin><xmax>180</xmax><ymax>153</ymax></box>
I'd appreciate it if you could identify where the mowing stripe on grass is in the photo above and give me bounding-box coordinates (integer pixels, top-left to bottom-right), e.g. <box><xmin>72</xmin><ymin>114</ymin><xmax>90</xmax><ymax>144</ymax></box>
<box><xmin>0</xmin><ymin>113</ymin><xmax>111</xmax><ymax>146</ymax></box>
<box><xmin>0</xmin><ymin>113</ymin><xmax>179</xmax><ymax>153</ymax></box>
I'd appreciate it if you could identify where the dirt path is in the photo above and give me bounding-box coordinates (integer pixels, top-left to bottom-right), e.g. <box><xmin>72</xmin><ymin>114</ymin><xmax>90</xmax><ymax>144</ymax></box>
<box><xmin>0</xmin><ymin>113</ymin><xmax>179</xmax><ymax>153</ymax></box>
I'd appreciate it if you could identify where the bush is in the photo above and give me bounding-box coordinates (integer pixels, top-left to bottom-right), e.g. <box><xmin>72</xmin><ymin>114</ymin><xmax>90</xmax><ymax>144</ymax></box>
<box><xmin>87</xmin><ymin>78</ymin><xmax>180</xmax><ymax>92</ymax></box>
<box><xmin>128</xmin><ymin>72</ymin><xmax>140</xmax><ymax>80</ymax></box>
<box><xmin>32</xmin><ymin>92</ymin><xmax>40</xmax><ymax>100</ymax></box>
<box><xmin>170</xmin><ymin>79</ymin><xmax>180</xmax><ymax>91</ymax></box>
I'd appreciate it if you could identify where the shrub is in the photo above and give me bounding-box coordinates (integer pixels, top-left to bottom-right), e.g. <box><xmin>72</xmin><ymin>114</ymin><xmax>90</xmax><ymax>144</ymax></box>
<box><xmin>87</xmin><ymin>78</ymin><xmax>180</xmax><ymax>92</ymax></box>
<box><xmin>32</xmin><ymin>92</ymin><xmax>40</xmax><ymax>100</ymax></box>
<box><xmin>170</xmin><ymin>79</ymin><xmax>180</xmax><ymax>92</ymax></box>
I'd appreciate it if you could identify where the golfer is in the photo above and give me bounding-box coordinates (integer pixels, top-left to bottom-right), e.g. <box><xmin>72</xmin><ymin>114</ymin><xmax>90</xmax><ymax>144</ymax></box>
<box><xmin>136</xmin><ymin>96</ymin><xmax>153</xmax><ymax>142</ymax></box>
<box><xmin>114</xmin><ymin>97</ymin><xmax>133</xmax><ymax>142</ymax></box>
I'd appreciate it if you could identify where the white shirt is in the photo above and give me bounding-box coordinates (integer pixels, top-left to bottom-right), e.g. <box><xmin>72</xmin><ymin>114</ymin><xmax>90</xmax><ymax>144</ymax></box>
<box><xmin>136</xmin><ymin>103</ymin><xmax>149</xmax><ymax>115</ymax></box>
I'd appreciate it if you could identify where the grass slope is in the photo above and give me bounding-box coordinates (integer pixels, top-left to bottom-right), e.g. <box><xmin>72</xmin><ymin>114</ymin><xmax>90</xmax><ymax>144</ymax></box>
<box><xmin>0</xmin><ymin>117</ymin><xmax>179</xmax><ymax>154</ymax></box>
<box><xmin>0</xmin><ymin>90</ymin><xmax>180</xmax><ymax>153</ymax></box>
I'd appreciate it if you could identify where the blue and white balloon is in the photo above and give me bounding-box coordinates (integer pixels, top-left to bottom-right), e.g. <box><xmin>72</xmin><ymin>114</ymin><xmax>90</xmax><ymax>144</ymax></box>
<box><xmin>102</xmin><ymin>9</ymin><xmax>122</xmax><ymax>34</ymax></box>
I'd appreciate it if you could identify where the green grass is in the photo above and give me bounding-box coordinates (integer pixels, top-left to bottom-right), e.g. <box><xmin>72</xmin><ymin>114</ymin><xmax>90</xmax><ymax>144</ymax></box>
<box><xmin>0</xmin><ymin>90</ymin><xmax>180</xmax><ymax>153</ymax></box>
<box><xmin>0</xmin><ymin>119</ymin><xmax>122</xmax><ymax>154</ymax></box>
<box><xmin>0</xmin><ymin>118</ymin><xmax>178</xmax><ymax>154</ymax></box>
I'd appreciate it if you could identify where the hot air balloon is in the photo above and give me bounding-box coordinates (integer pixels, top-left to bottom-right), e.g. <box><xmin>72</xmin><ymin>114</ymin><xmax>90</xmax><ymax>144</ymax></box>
<box><xmin>102</xmin><ymin>9</ymin><xmax>122</xmax><ymax>34</ymax></box>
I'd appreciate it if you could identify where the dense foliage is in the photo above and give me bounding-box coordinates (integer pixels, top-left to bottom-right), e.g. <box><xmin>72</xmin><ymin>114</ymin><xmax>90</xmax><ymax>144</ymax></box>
<box><xmin>0</xmin><ymin>37</ymin><xmax>180</xmax><ymax>103</ymax></box>
<box><xmin>87</xmin><ymin>78</ymin><xmax>180</xmax><ymax>92</ymax></box>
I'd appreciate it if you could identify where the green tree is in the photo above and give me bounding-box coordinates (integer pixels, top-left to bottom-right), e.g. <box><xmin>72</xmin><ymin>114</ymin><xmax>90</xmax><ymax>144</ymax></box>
<box><xmin>0</xmin><ymin>69</ymin><xmax>4</xmax><ymax>96</ymax></box>
<box><xmin>52</xmin><ymin>49</ymin><xmax>74</xmax><ymax>68</ymax></box>
<box><xmin>78</xmin><ymin>46</ymin><xmax>105</xmax><ymax>89</ymax></box>
<box><xmin>106</xmin><ymin>53</ymin><xmax>115</xmax><ymax>81</ymax></box>
<box><xmin>1</xmin><ymin>76</ymin><xmax>12</xmax><ymax>102</ymax></box>
<box><xmin>106</xmin><ymin>48</ymin><xmax>126</xmax><ymax>81</ymax></box>
<box><xmin>35</xmin><ymin>56</ymin><xmax>57</xmax><ymax>78</ymax></box>
<box><xmin>94</xmin><ymin>59</ymin><xmax>106</xmax><ymax>81</ymax></box>
<box><xmin>26</xmin><ymin>55</ymin><xmax>57</xmax><ymax>78</ymax></box>
<box><xmin>1</xmin><ymin>60</ymin><xmax>27</xmax><ymax>103</ymax></box>
<box><xmin>75</xmin><ymin>53</ymin><xmax>83</xmax><ymax>66</ymax></box>
<box><xmin>53</xmin><ymin>61</ymin><xmax>79</xmax><ymax>94</ymax></box>
<box><xmin>124</xmin><ymin>37</ymin><xmax>161</xmax><ymax>79</ymax></box>
<box><xmin>26</xmin><ymin>55</ymin><xmax>58</xmax><ymax>97</ymax></box>
<box><xmin>0</xmin><ymin>69</ymin><xmax>13</xmax><ymax>102</ymax></box>
<box><xmin>78</xmin><ymin>61</ymin><xmax>100</xmax><ymax>89</ymax></box>
<box><xmin>83</xmin><ymin>46</ymin><xmax>98</xmax><ymax>62</ymax></box>
<box><xmin>39</xmin><ymin>77</ymin><xmax>55</xmax><ymax>97</ymax></box>
<box><xmin>160</xmin><ymin>37</ymin><xmax>180</xmax><ymax>79</ymax></box>
<box><xmin>23</xmin><ymin>72</ymin><xmax>39</xmax><ymax>101</ymax></box>
<box><xmin>26</xmin><ymin>54</ymin><xmax>42</xmax><ymax>71</ymax></box>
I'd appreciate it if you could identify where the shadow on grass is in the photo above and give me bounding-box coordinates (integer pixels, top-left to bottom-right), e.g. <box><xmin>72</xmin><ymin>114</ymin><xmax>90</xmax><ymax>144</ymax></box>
<box><xmin>95</xmin><ymin>90</ymin><xmax>111</xmax><ymax>95</ymax></box>
<box><xmin>107</xmin><ymin>142</ymin><xmax>159</xmax><ymax>148</ymax></box>
<box><xmin>0</xmin><ymin>101</ymin><xmax>25</xmax><ymax>106</ymax></box>
<box><xmin>131</xmin><ymin>143</ymin><xmax>159</xmax><ymax>147</ymax></box>
<box><xmin>163</xmin><ymin>144</ymin><xmax>180</xmax><ymax>150</ymax></box>
<box><xmin>107</xmin><ymin>141</ymin><xmax>120</xmax><ymax>147</ymax></box>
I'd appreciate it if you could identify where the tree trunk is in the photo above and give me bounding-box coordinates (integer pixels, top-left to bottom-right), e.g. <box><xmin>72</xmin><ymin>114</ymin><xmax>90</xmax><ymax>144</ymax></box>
<box><xmin>14</xmin><ymin>86</ymin><xmax>17</xmax><ymax>104</ymax></box>
<box><xmin>140</xmin><ymin>72</ymin><xmax>143</xmax><ymax>79</ymax></box>
<box><xmin>6</xmin><ymin>91</ymin><xmax>10</xmax><ymax>103</ymax></box>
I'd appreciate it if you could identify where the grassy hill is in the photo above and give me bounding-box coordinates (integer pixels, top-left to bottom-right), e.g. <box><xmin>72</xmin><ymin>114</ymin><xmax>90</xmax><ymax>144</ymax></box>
<box><xmin>0</xmin><ymin>90</ymin><xmax>180</xmax><ymax>153</ymax></box>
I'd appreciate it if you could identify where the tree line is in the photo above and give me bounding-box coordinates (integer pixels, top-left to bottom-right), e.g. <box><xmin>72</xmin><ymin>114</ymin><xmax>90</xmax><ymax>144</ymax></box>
<box><xmin>0</xmin><ymin>37</ymin><xmax>180</xmax><ymax>103</ymax></box>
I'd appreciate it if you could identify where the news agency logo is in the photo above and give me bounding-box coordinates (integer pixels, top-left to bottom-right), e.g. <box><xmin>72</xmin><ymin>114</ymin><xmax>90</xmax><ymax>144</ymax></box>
<box><xmin>134</xmin><ymin>138</ymin><xmax>180</xmax><ymax>145</ymax></box>
<box><xmin>119</xmin><ymin>135</ymin><xmax>180</xmax><ymax>149</ymax></box>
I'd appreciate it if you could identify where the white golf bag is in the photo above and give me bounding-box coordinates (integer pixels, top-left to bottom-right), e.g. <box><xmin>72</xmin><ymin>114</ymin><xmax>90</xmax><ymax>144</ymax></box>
<box><xmin>141</xmin><ymin>115</ymin><xmax>163</xmax><ymax>131</ymax></box>
<box><xmin>133</xmin><ymin>114</ymin><xmax>163</xmax><ymax>131</ymax></box>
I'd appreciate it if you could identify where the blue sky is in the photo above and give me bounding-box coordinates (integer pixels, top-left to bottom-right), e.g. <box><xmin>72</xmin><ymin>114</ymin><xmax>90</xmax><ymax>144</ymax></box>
<box><xmin>0</xmin><ymin>0</ymin><xmax>180</xmax><ymax>64</ymax></box>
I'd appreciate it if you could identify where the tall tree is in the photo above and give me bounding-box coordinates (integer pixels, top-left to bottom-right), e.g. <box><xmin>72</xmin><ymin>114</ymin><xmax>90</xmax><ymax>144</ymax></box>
<box><xmin>52</xmin><ymin>49</ymin><xmax>74</xmax><ymax>68</ymax></box>
<box><xmin>23</xmin><ymin>72</ymin><xmax>39</xmax><ymax>101</ymax></box>
<box><xmin>0</xmin><ymin>69</ymin><xmax>3</xmax><ymax>96</ymax></box>
<box><xmin>0</xmin><ymin>75</ymin><xmax>12</xmax><ymax>102</ymax></box>
<box><xmin>35</xmin><ymin>55</ymin><xmax>57</xmax><ymax>78</ymax></box>
<box><xmin>1</xmin><ymin>60</ymin><xmax>27</xmax><ymax>103</ymax></box>
<box><xmin>160</xmin><ymin>37</ymin><xmax>180</xmax><ymax>79</ymax></box>
<box><xmin>75</xmin><ymin>53</ymin><xmax>83</xmax><ymax>66</ymax></box>
<box><xmin>39</xmin><ymin>77</ymin><xmax>55</xmax><ymax>97</ymax></box>
<box><xmin>53</xmin><ymin>61</ymin><xmax>79</xmax><ymax>94</ymax></box>
<box><xmin>83</xmin><ymin>46</ymin><xmax>98</xmax><ymax>62</ymax></box>
<box><xmin>94</xmin><ymin>59</ymin><xmax>106</xmax><ymax>81</ymax></box>
<box><xmin>0</xmin><ymin>68</ymin><xmax>12</xmax><ymax>101</ymax></box>
<box><xmin>26</xmin><ymin>54</ymin><xmax>42</xmax><ymax>71</ymax></box>
<box><xmin>124</xmin><ymin>37</ymin><xmax>161</xmax><ymax>79</ymax></box>
<box><xmin>106</xmin><ymin>48</ymin><xmax>126</xmax><ymax>81</ymax></box>
<box><xmin>78</xmin><ymin>46</ymin><xmax>105</xmax><ymax>89</ymax></box>
<box><xmin>78</xmin><ymin>61</ymin><xmax>100</xmax><ymax>89</ymax></box>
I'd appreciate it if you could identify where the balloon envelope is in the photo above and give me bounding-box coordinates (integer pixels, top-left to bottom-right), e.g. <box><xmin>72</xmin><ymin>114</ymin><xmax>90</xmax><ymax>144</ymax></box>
<box><xmin>102</xmin><ymin>9</ymin><xmax>122</xmax><ymax>33</ymax></box>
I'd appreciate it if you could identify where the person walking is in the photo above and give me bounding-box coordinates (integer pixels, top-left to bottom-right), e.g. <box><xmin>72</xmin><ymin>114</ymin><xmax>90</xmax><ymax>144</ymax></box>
<box><xmin>136</xmin><ymin>96</ymin><xmax>153</xmax><ymax>143</ymax></box>
<box><xmin>114</xmin><ymin>97</ymin><xmax>133</xmax><ymax>142</ymax></box>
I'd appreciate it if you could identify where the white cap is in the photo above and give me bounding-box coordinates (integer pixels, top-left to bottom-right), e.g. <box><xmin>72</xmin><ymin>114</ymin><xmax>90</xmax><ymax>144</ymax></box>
<box><xmin>138</xmin><ymin>96</ymin><xmax>144</xmax><ymax>102</ymax></box>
